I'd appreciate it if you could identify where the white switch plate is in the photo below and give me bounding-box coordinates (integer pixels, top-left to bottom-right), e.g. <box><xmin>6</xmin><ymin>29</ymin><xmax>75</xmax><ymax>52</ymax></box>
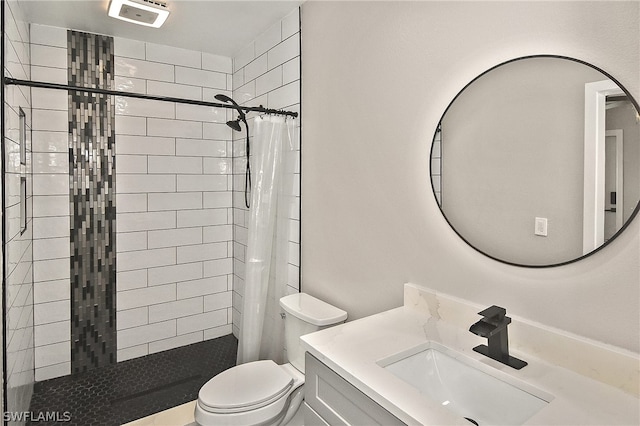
<box><xmin>534</xmin><ymin>217</ymin><xmax>548</xmax><ymax>237</ymax></box>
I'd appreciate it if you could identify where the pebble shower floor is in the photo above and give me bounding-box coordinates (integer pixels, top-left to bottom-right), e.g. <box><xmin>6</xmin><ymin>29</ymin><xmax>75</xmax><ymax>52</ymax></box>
<box><xmin>27</xmin><ymin>334</ymin><xmax>237</xmax><ymax>425</ymax></box>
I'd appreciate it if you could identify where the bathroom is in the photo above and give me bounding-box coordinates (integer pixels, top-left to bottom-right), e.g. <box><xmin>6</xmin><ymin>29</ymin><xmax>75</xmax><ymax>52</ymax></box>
<box><xmin>1</xmin><ymin>0</ymin><xmax>639</xmax><ymax>425</ymax></box>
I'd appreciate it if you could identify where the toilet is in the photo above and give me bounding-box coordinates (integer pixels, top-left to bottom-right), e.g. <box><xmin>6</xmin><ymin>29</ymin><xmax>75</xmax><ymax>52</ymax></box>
<box><xmin>194</xmin><ymin>293</ymin><xmax>347</xmax><ymax>426</ymax></box>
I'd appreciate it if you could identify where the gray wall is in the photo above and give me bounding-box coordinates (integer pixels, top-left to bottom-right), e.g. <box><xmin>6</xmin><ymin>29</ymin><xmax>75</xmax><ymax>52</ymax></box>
<box><xmin>301</xmin><ymin>1</ymin><xmax>639</xmax><ymax>353</ymax></box>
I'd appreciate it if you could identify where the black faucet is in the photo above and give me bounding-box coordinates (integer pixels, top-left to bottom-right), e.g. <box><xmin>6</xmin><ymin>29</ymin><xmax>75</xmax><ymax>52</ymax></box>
<box><xmin>469</xmin><ymin>305</ymin><xmax>527</xmax><ymax>370</ymax></box>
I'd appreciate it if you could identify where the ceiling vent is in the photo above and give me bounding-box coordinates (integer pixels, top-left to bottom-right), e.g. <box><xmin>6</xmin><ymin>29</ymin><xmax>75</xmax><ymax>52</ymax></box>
<box><xmin>108</xmin><ymin>0</ymin><xmax>170</xmax><ymax>28</ymax></box>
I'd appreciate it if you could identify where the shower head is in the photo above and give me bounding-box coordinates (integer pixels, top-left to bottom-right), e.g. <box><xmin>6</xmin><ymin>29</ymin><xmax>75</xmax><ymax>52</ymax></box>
<box><xmin>226</xmin><ymin>119</ymin><xmax>242</xmax><ymax>132</ymax></box>
<box><xmin>215</xmin><ymin>93</ymin><xmax>247</xmax><ymax>125</ymax></box>
<box><xmin>214</xmin><ymin>94</ymin><xmax>234</xmax><ymax>104</ymax></box>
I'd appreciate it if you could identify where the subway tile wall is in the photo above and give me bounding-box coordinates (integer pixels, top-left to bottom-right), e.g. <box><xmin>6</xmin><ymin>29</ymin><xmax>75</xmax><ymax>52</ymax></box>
<box><xmin>231</xmin><ymin>9</ymin><xmax>301</xmax><ymax>338</ymax></box>
<box><xmin>4</xmin><ymin>0</ymin><xmax>35</xmax><ymax>415</ymax></box>
<box><xmin>30</xmin><ymin>23</ymin><xmax>236</xmax><ymax>380</ymax></box>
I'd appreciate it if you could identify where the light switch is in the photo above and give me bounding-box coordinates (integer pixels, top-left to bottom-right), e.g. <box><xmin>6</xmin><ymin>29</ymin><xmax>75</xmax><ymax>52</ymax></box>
<box><xmin>534</xmin><ymin>217</ymin><xmax>548</xmax><ymax>237</ymax></box>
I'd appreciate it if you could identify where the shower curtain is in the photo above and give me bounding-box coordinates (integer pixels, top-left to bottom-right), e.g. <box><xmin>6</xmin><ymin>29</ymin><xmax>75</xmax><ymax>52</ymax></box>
<box><xmin>237</xmin><ymin>115</ymin><xmax>297</xmax><ymax>364</ymax></box>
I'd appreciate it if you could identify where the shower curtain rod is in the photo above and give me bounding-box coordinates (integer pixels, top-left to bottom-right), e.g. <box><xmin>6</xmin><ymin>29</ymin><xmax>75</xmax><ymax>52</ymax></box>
<box><xmin>4</xmin><ymin>77</ymin><xmax>299</xmax><ymax>118</ymax></box>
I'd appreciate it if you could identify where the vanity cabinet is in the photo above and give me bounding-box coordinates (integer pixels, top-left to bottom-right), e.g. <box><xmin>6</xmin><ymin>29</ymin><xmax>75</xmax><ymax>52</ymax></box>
<box><xmin>304</xmin><ymin>352</ymin><xmax>406</xmax><ymax>426</ymax></box>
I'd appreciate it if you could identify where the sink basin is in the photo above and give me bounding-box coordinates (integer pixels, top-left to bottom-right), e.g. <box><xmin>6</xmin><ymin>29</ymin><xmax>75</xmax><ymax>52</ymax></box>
<box><xmin>377</xmin><ymin>342</ymin><xmax>552</xmax><ymax>425</ymax></box>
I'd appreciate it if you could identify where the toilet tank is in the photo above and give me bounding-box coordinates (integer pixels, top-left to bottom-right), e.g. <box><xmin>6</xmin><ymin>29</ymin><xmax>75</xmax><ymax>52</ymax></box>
<box><xmin>279</xmin><ymin>293</ymin><xmax>347</xmax><ymax>372</ymax></box>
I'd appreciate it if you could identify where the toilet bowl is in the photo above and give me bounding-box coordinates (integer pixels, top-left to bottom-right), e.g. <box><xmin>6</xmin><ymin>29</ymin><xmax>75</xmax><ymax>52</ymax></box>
<box><xmin>194</xmin><ymin>293</ymin><xmax>347</xmax><ymax>426</ymax></box>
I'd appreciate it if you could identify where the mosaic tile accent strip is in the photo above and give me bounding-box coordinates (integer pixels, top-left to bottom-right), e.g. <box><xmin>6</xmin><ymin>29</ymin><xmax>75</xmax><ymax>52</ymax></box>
<box><xmin>68</xmin><ymin>30</ymin><xmax>117</xmax><ymax>373</ymax></box>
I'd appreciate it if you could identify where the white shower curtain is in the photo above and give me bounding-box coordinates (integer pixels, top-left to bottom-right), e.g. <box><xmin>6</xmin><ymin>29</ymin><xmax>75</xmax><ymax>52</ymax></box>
<box><xmin>237</xmin><ymin>115</ymin><xmax>297</xmax><ymax>364</ymax></box>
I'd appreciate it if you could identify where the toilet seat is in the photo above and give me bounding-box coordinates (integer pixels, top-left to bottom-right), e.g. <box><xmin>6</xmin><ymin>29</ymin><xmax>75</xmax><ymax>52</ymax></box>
<box><xmin>198</xmin><ymin>360</ymin><xmax>294</xmax><ymax>414</ymax></box>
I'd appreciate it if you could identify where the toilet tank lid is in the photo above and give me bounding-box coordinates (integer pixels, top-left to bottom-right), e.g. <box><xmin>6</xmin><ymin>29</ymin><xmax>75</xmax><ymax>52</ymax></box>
<box><xmin>280</xmin><ymin>293</ymin><xmax>347</xmax><ymax>326</ymax></box>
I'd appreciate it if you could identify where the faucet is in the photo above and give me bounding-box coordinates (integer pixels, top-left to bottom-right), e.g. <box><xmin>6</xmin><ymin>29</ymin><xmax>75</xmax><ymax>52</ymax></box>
<box><xmin>469</xmin><ymin>305</ymin><xmax>527</xmax><ymax>370</ymax></box>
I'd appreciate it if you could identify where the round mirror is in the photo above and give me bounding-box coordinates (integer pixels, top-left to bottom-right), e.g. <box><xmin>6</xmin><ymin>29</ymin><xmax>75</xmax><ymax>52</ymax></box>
<box><xmin>431</xmin><ymin>56</ymin><xmax>640</xmax><ymax>267</ymax></box>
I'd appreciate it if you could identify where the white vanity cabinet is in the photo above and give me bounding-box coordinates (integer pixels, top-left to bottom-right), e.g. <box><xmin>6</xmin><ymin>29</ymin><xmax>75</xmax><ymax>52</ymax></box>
<box><xmin>304</xmin><ymin>352</ymin><xmax>406</xmax><ymax>426</ymax></box>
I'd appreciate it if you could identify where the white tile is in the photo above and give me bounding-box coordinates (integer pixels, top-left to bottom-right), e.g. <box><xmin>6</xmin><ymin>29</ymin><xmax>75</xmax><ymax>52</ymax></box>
<box><xmin>177</xmin><ymin>309</ymin><xmax>226</xmax><ymax>335</ymax></box>
<box><xmin>256</xmin><ymin>22</ymin><xmax>282</xmax><ymax>57</ymax></box>
<box><xmin>33</xmin><ymin>209</ymin><xmax>68</xmax><ymax>234</ymax></box>
<box><xmin>283</xmin><ymin>58</ymin><xmax>300</xmax><ymax>85</ymax></box>
<box><xmin>33</xmin><ymin>237</ymin><xmax>69</xmax><ymax>261</ymax></box>
<box><xmin>176</xmin><ymin>276</ymin><xmax>227</xmax><ymax>299</ymax></box>
<box><xmin>35</xmin><ymin>321</ymin><xmax>70</xmax><ymax>347</ymax></box>
<box><xmin>118</xmin><ymin>211</ymin><xmax>176</xmax><ymax>232</ymax></box>
<box><xmin>176</xmin><ymin>139</ymin><xmax>227</xmax><ymax>157</ymax></box>
<box><xmin>147</xmin><ymin>192</ymin><xmax>202</xmax><ymax>211</ymax></box>
<box><xmin>35</xmin><ymin>362</ymin><xmax>70</xmax><ymax>381</ymax></box>
<box><xmin>205</xmin><ymin>324</ymin><xmax>233</xmax><ymax>340</ymax></box>
<box><xmin>147</xmin><ymin>80</ymin><xmax>202</xmax><ymax>101</ymax></box>
<box><xmin>148</xmin><ymin>227</ymin><xmax>202</xmax><ymax>249</ymax></box>
<box><xmin>146</xmin><ymin>43</ymin><xmax>201</xmax><ymax>68</ymax></box>
<box><xmin>244</xmin><ymin>54</ymin><xmax>268</xmax><ymax>83</ymax></box>
<box><xmin>117</xmin><ymin>231</ymin><xmax>148</xmax><ymax>252</ymax></box>
<box><xmin>148</xmin><ymin>156</ymin><xmax>202</xmax><ymax>174</ymax></box>
<box><xmin>118</xmin><ymin>320</ymin><xmax>176</xmax><ymax>348</ymax></box>
<box><xmin>202</xmin><ymin>53</ymin><xmax>232</xmax><ymax>73</ymax></box>
<box><xmin>227</xmin><ymin>75</ymin><xmax>233</xmax><ymax>90</ymax></box>
<box><xmin>116</xmin><ymin>135</ymin><xmax>175</xmax><ymax>156</ymax></box>
<box><xmin>204</xmin><ymin>291</ymin><xmax>232</xmax><ymax>312</ymax></box>
<box><xmin>115</xmin><ymin>57</ymin><xmax>174</xmax><ymax>82</ymax></box>
<box><xmin>147</xmin><ymin>118</ymin><xmax>202</xmax><ymax>139</ymax></box>
<box><xmin>117</xmin><ymin>269</ymin><xmax>147</xmax><ymax>291</ymax></box>
<box><xmin>118</xmin><ymin>284</ymin><xmax>175</xmax><ymax>311</ymax></box>
<box><xmin>268</xmin><ymin>35</ymin><xmax>300</xmax><ymax>69</ymax></box>
<box><xmin>32</xmin><ymin>131</ymin><xmax>68</xmax><ymax>153</ymax></box>
<box><xmin>34</xmin><ymin>258</ymin><xmax>70</xmax><ymax>282</ymax></box>
<box><xmin>177</xmin><ymin>209</ymin><xmax>227</xmax><ymax>228</ymax></box>
<box><xmin>31</xmin><ymin>44</ymin><xmax>67</xmax><ymax>68</ymax></box>
<box><xmin>149</xmin><ymin>331</ymin><xmax>203</xmax><ymax>354</ymax></box>
<box><xmin>149</xmin><ymin>297</ymin><xmax>202</xmax><ymax>323</ymax></box>
<box><xmin>257</xmin><ymin>67</ymin><xmax>283</xmax><ymax>96</ymax></box>
<box><xmin>34</xmin><ymin>299</ymin><xmax>69</xmax><ymax>325</ymax></box>
<box><xmin>234</xmin><ymin>42</ymin><xmax>255</xmax><ymax>72</ymax></box>
<box><xmin>35</xmin><ymin>341</ymin><xmax>69</xmax><ymax>368</ymax></box>
<box><xmin>117</xmin><ymin>174</ymin><xmax>176</xmax><ymax>194</ymax></box>
<box><xmin>117</xmin><ymin>247</ymin><xmax>177</xmax><ymax>272</ymax></box>
<box><xmin>116</xmin><ymin>155</ymin><xmax>148</xmax><ymax>174</ymax></box>
<box><xmin>34</xmin><ymin>279</ymin><xmax>69</xmax><ymax>304</ymax></box>
<box><xmin>148</xmin><ymin>263</ymin><xmax>202</xmax><ymax>286</ymax></box>
<box><xmin>115</xmin><ymin>115</ymin><xmax>146</xmax><ymax>136</ymax></box>
<box><xmin>177</xmin><ymin>242</ymin><xmax>227</xmax><ymax>264</ymax></box>
<box><xmin>32</xmin><ymin>109</ymin><xmax>67</xmax><ymax>132</ymax></box>
<box><xmin>30</xmin><ymin>24</ymin><xmax>67</xmax><ymax>48</ymax></box>
<box><xmin>177</xmin><ymin>175</ymin><xmax>227</xmax><ymax>192</ymax></box>
<box><xmin>289</xmin><ymin>241</ymin><xmax>300</xmax><ymax>266</ymax></box>
<box><xmin>116</xmin><ymin>193</ymin><xmax>147</xmax><ymax>213</ymax></box>
<box><xmin>32</xmin><ymin>66</ymin><xmax>67</xmax><ymax>84</ymax></box>
<box><xmin>282</xmin><ymin>9</ymin><xmax>300</xmax><ymax>40</ymax></box>
<box><xmin>117</xmin><ymin>344</ymin><xmax>148</xmax><ymax>362</ymax></box>
<box><xmin>204</xmin><ymin>258</ymin><xmax>234</xmax><ymax>277</ymax></box>
<box><xmin>233</xmin><ymin>69</ymin><xmax>244</xmax><ymax>89</ymax></box>
<box><xmin>203</xmin><ymin>225</ymin><xmax>233</xmax><ymax>243</ymax></box>
<box><xmin>202</xmin><ymin>123</ymin><xmax>232</xmax><ymax>141</ymax></box>
<box><xmin>176</xmin><ymin>66</ymin><xmax>227</xmax><ymax>89</ymax></box>
<box><xmin>117</xmin><ymin>307</ymin><xmax>149</xmax><ymax>330</ymax></box>
<box><xmin>114</xmin><ymin>75</ymin><xmax>147</xmax><ymax>93</ymax></box>
<box><xmin>32</xmin><ymin>88</ymin><xmax>68</xmax><ymax>110</ymax></box>
<box><xmin>115</xmin><ymin>96</ymin><xmax>175</xmax><ymax>119</ymax></box>
<box><xmin>267</xmin><ymin>81</ymin><xmax>300</xmax><ymax>109</ymax></box>
<box><xmin>175</xmin><ymin>104</ymin><xmax>226</xmax><ymax>123</ymax></box>
<box><xmin>33</xmin><ymin>174</ymin><xmax>67</xmax><ymax>196</ymax></box>
<box><xmin>32</xmin><ymin>153</ymin><xmax>68</xmax><ymax>174</ymax></box>
<box><xmin>203</xmin><ymin>192</ymin><xmax>233</xmax><ymax>209</ymax></box>
<box><xmin>114</xmin><ymin>37</ymin><xmax>146</xmax><ymax>59</ymax></box>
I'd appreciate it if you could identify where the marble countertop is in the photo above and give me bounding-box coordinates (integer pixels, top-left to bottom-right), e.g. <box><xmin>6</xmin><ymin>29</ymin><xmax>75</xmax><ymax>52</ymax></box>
<box><xmin>301</xmin><ymin>304</ymin><xmax>640</xmax><ymax>425</ymax></box>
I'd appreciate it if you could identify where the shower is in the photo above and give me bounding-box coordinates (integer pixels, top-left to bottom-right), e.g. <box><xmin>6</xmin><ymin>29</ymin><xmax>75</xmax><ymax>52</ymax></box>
<box><xmin>215</xmin><ymin>94</ymin><xmax>252</xmax><ymax>208</ymax></box>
